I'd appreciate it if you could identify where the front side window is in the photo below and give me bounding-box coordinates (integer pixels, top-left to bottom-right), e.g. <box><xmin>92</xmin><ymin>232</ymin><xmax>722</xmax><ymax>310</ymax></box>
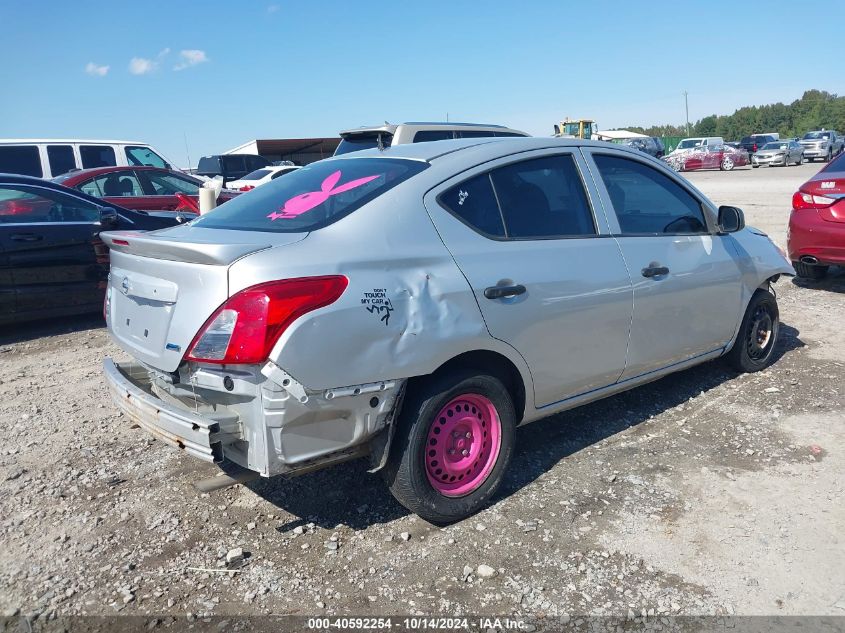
<box><xmin>80</xmin><ymin>145</ymin><xmax>116</xmax><ymax>168</ymax></box>
<box><xmin>142</xmin><ymin>172</ymin><xmax>200</xmax><ymax>196</ymax></box>
<box><xmin>125</xmin><ymin>146</ymin><xmax>168</xmax><ymax>168</ymax></box>
<box><xmin>191</xmin><ymin>157</ymin><xmax>427</xmax><ymax>233</ymax></box>
<box><xmin>86</xmin><ymin>171</ymin><xmax>144</xmax><ymax>197</ymax></box>
<box><xmin>0</xmin><ymin>185</ymin><xmax>100</xmax><ymax>224</ymax></box>
<box><xmin>491</xmin><ymin>155</ymin><xmax>595</xmax><ymax>238</ymax></box>
<box><xmin>593</xmin><ymin>154</ymin><xmax>708</xmax><ymax>235</ymax></box>
<box><xmin>0</xmin><ymin>146</ymin><xmax>42</xmax><ymax>177</ymax></box>
<box><xmin>47</xmin><ymin>145</ymin><xmax>76</xmax><ymax>176</ymax></box>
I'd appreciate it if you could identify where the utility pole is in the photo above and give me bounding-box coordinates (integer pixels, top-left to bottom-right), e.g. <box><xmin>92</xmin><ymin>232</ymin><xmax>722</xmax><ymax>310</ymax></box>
<box><xmin>683</xmin><ymin>91</ymin><xmax>690</xmax><ymax>136</ymax></box>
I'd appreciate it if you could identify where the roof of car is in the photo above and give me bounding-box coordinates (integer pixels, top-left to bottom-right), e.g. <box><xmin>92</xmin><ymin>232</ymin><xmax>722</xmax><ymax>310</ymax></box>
<box><xmin>329</xmin><ymin>136</ymin><xmax>632</xmax><ymax>164</ymax></box>
<box><xmin>53</xmin><ymin>166</ymin><xmax>190</xmax><ymax>183</ymax></box>
<box><xmin>339</xmin><ymin>122</ymin><xmax>515</xmax><ymax>136</ymax></box>
<box><xmin>0</xmin><ymin>139</ymin><xmax>148</xmax><ymax>145</ymax></box>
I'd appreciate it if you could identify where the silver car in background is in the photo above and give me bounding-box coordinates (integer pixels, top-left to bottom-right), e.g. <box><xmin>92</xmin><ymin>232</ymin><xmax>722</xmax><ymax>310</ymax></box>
<box><xmin>751</xmin><ymin>140</ymin><xmax>804</xmax><ymax>167</ymax></box>
<box><xmin>101</xmin><ymin>137</ymin><xmax>794</xmax><ymax>523</ymax></box>
<box><xmin>799</xmin><ymin>130</ymin><xmax>844</xmax><ymax>162</ymax></box>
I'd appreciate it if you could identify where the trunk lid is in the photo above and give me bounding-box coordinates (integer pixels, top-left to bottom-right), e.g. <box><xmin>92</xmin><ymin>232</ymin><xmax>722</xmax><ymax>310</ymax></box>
<box><xmin>102</xmin><ymin>226</ymin><xmax>307</xmax><ymax>371</ymax></box>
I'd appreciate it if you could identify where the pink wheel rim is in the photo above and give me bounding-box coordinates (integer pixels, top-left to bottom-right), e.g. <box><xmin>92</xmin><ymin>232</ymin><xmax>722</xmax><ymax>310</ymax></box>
<box><xmin>424</xmin><ymin>393</ymin><xmax>502</xmax><ymax>497</ymax></box>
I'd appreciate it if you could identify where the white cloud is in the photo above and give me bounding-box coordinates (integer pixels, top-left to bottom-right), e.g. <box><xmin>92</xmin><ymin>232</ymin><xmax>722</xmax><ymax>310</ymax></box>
<box><xmin>129</xmin><ymin>57</ymin><xmax>156</xmax><ymax>75</ymax></box>
<box><xmin>128</xmin><ymin>49</ymin><xmax>170</xmax><ymax>75</ymax></box>
<box><xmin>173</xmin><ymin>49</ymin><xmax>209</xmax><ymax>71</ymax></box>
<box><xmin>85</xmin><ymin>62</ymin><xmax>109</xmax><ymax>77</ymax></box>
<box><xmin>267</xmin><ymin>4</ymin><xmax>280</xmax><ymax>13</ymax></box>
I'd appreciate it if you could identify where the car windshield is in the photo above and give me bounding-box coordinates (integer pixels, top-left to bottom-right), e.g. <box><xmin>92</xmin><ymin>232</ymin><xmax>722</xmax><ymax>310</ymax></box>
<box><xmin>190</xmin><ymin>158</ymin><xmax>427</xmax><ymax>233</ymax></box>
<box><xmin>240</xmin><ymin>169</ymin><xmax>272</xmax><ymax>180</ymax></box>
<box><xmin>803</xmin><ymin>132</ymin><xmax>831</xmax><ymax>140</ymax></box>
<box><xmin>762</xmin><ymin>143</ymin><xmax>788</xmax><ymax>150</ymax></box>
<box><xmin>677</xmin><ymin>139</ymin><xmax>702</xmax><ymax>149</ymax></box>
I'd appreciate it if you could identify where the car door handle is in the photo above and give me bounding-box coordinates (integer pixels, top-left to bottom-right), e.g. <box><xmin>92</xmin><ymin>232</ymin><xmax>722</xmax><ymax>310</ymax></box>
<box><xmin>641</xmin><ymin>265</ymin><xmax>669</xmax><ymax>278</ymax></box>
<box><xmin>484</xmin><ymin>284</ymin><xmax>526</xmax><ymax>299</ymax></box>
<box><xmin>10</xmin><ymin>233</ymin><xmax>43</xmax><ymax>242</ymax></box>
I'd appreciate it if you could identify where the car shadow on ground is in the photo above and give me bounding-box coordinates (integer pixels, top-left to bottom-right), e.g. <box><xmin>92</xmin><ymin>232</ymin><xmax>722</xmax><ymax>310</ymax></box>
<box><xmin>791</xmin><ymin>266</ymin><xmax>845</xmax><ymax>294</ymax></box>
<box><xmin>0</xmin><ymin>313</ymin><xmax>104</xmax><ymax>346</ymax></box>
<box><xmin>249</xmin><ymin>323</ymin><xmax>804</xmax><ymax>532</ymax></box>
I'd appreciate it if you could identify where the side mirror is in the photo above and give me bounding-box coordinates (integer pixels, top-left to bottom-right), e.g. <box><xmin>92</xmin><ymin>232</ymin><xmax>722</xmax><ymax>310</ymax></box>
<box><xmin>99</xmin><ymin>206</ymin><xmax>119</xmax><ymax>227</ymax></box>
<box><xmin>717</xmin><ymin>205</ymin><xmax>745</xmax><ymax>233</ymax></box>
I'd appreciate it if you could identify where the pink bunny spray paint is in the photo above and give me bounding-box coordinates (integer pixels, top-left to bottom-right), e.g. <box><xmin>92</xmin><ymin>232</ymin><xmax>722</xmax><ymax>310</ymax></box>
<box><xmin>267</xmin><ymin>170</ymin><xmax>379</xmax><ymax>221</ymax></box>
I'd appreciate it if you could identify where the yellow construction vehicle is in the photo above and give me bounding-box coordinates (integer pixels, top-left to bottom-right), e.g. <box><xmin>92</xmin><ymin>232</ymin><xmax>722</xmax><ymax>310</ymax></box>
<box><xmin>554</xmin><ymin>118</ymin><xmax>598</xmax><ymax>140</ymax></box>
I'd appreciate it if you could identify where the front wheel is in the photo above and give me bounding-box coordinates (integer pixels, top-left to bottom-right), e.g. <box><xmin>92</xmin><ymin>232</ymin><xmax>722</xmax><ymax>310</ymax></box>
<box><xmin>383</xmin><ymin>369</ymin><xmax>516</xmax><ymax>524</ymax></box>
<box><xmin>725</xmin><ymin>289</ymin><xmax>780</xmax><ymax>373</ymax></box>
<box><xmin>797</xmin><ymin>154</ymin><xmax>803</xmax><ymax>165</ymax></box>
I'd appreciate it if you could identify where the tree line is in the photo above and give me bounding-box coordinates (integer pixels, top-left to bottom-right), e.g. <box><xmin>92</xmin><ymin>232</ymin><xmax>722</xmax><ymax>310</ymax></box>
<box><xmin>617</xmin><ymin>90</ymin><xmax>845</xmax><ymax>140</ymax></box>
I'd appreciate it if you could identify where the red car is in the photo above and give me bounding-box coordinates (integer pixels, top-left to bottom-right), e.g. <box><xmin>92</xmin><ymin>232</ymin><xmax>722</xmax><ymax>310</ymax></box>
<box><xmin>52</xmin><ymin>166</ymin><xmax>237</xmax><ymax>212</ymax></box>
<box><xmin>665</xmin><ymin>144</ymin><xmax>749</xmax><ymax>172</ymax></box>
<box><xmin>788</xmin><ymin>152</ymin><xmax>845</xmax><ymax>279</ymax></box>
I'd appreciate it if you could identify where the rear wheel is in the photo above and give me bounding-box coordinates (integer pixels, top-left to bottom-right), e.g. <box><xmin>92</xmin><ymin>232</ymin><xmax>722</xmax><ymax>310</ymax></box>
<box><xmin>725</xmin><ymin>289</ymin><xmax>780</xmax><ymax>373</ymax></box>
<box><xmin>720</xmin><ymin>157</ymin><xmax>735</xmax><ymax>171</ymax></box>
<box><xmin>826</xmin><ymin>150</ymin><xmax>833</xmax><ymax>162</ymax></box>
<box><xmin>383</xmin><ymin>369</ymin><xmax>516</xmax><ymax>524</ymax></box>
<box><xmin>793</xmin><ymin>260</ymin><xmax>829</xmax><ymax>280</ymax></box>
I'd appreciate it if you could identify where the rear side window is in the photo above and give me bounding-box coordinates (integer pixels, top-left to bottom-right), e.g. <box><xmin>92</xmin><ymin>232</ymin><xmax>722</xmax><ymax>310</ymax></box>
<box><xmin>80</xmin><ymin>145</ymin><xmax>116</xmax><ymax>168</ymax></box>
<box><xmin>0</xmin><ymin>146</ymin><xmax>42</xmax><ymax>177</ymax></box>
<box><xmin>593</xmin><ymin>154</ymin><xmax>707</xmax><ymax>234</ymax></box>
<box><xmin>439</xmin><ymin>174</ymin><xmax>505</xmax><ymax>237</ymax></box>
<box><xmin>191</xmin><ymin>158</ymin><xmax>427</xmax><ymax>233</ymax></box>
<box><xmin>440</xmin><ymin>155</ymin><xmax>596</xmax><ymax>239</ymax></box>
<box><xmin>88</xmin><ymin>171</ymin><xmax>145</xmax><ymax>197</ymax></box>
<box><xmin>413</xmin><ymin>130</ymin><xmax>454</xmax><ymax>143</ymax></box>
<box><xmin>47</xmin><ymin>145</ymin><xmax>76</xmax><ymax>176</ymax></box>
<box><xmin>458</xmin><ymin>130</ymin><xmax>497</xmax><ymax>139</ymax></box>
<box><xmin>491</xmin><ymin>155</ymin><xmax>595</xmax><ymax>238</ymax></box>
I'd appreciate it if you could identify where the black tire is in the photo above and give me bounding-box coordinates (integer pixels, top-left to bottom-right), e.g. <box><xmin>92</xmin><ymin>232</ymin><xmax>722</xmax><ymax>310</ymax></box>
<box><xmin>752</xmin><ymin>164</ymin><xmax>759</xmax><ymax>168</ymax></box>
<box><xmin>793</xmin><ymin>260</ymin><xmax>829</xmax><ymax>279</ymax></box>
<box><xmin>826</xmin><ymin>151</ymin><xmax>833</xmax><ymax>162</ymax></box>
<box><xmin>382</xmin><ymin>368</ymin><xmax>516</xmax><ymax>524</ymax></box>
<box><xmin>797</xmin><ymin>154</ymin><xmax>803</xmax><ymax>165</ymax></box>
<box><xmin>725</xmin><ymin>289</ymin><xmax>780</xmax><ymax>373</ymax></box>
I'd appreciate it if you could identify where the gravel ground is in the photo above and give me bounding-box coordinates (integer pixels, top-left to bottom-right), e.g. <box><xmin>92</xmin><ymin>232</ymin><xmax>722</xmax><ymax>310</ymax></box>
<box><xmin>0</xmin><ymin>161</ymin><xmax>843</xmax><ymax>626</ymax></box>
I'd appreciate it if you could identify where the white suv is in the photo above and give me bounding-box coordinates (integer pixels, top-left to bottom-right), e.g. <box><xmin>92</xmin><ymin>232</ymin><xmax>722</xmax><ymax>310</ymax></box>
<box><xmin>334</xmin><ymin>122</ymin><xmax>528</xmax><ymax>155</ymax></box>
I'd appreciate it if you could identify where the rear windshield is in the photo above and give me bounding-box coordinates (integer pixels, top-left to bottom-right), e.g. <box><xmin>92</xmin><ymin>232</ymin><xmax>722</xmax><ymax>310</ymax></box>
<box><xmin>335</xmin><ymin>133</ymin><xmax>394</xmax><ymax>156</ymax></box>
<box><xmin>190</xmin><ymin>158</ymin><xmax>427</xmax><ymax>233</ymax></box>
<box><xmin>241</xmin><ymin>169</ymin><xmax>272</xmax><ymax>180</ymax></box>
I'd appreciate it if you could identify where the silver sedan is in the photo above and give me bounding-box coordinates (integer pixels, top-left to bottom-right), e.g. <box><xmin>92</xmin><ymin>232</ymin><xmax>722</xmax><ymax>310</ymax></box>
<box><xmin>752</xmin><ymin>140</ymin><xmax>804</xmax><ymax>167</ymax></box>
<box><xmin>101</xmin><ymin>137</ymin><xmax>794</xmax><ymax>523</ymax></box>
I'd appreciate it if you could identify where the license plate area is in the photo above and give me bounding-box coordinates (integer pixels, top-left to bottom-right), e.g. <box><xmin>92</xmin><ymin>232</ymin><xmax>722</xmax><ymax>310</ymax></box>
<box><xmin>111</xmin><ymin>292</ymin><xmax>175</xmax><ymax>357</ymax></box>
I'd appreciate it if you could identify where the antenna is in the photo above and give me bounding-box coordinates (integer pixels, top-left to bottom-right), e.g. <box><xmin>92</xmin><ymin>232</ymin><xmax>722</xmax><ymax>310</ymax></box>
<box><xmin>183</xmin><ymin>132</ymin><xmax>193</xmax><ymax>170</ymax></box>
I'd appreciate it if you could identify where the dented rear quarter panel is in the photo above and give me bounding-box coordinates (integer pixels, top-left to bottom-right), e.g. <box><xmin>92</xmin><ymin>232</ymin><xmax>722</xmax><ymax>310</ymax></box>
<box><xmin>226</xmin><ymin>178</ymin><xmax>536</xmax><ymax>412</ymax></box>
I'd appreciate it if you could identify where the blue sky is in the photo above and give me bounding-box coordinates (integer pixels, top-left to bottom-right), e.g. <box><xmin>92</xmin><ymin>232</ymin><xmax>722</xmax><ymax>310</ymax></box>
<box><xmin>2</xmin><ymin>0</ymin><xmax>843</xmax><ymax>168</ymax></box>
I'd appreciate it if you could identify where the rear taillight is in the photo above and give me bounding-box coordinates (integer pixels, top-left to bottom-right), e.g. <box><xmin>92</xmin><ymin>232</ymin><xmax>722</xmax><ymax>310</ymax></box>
<box><xmin>792</xmin><ymin>191</ymin><xmax>836</xmax><ymax>210</ymax></box>
<box><xmin>185</xmin><ymin>276</ymin><xmax>348</xmax><ymax>364</ymax></box>
<box><xmin>239</xmin><ymin>185</ymin><xmax>255</xmax><ymax>192</ymax></box>
<box><xmin>752</xmin><ymin>144</ymin><xmax>757</xmax><ymax>152</ymax></box>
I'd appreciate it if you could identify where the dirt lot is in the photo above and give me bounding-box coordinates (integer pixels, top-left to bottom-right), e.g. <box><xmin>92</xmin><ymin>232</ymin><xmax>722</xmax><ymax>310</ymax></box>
<box><xmin>1</xmin><ymin>161</ymin><xmax>843</xmax><ymax>626</ymax></box>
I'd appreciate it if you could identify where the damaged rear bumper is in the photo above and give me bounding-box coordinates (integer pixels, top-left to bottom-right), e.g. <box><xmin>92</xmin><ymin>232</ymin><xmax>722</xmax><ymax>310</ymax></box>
<box><xmin>103</xmin><ymin>357</ymin><xmax>405</xmax><ymax>477</ymax></box>
<box><xmin>104</xmin><ymin>358</ymin><xmax>223</xmax><ymax>463</ymax></box>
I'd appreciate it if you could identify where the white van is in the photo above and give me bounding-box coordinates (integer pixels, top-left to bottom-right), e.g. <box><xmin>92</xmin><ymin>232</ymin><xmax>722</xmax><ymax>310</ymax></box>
<box><xmin>672</xmin><ymin>136</ymin><xmax>724</xmax><ymax>154</ymax></box>
<box><xmin>0</xmin><ymin>139</ymin><xmax>175</xmax><ymax>179</ymax></box>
